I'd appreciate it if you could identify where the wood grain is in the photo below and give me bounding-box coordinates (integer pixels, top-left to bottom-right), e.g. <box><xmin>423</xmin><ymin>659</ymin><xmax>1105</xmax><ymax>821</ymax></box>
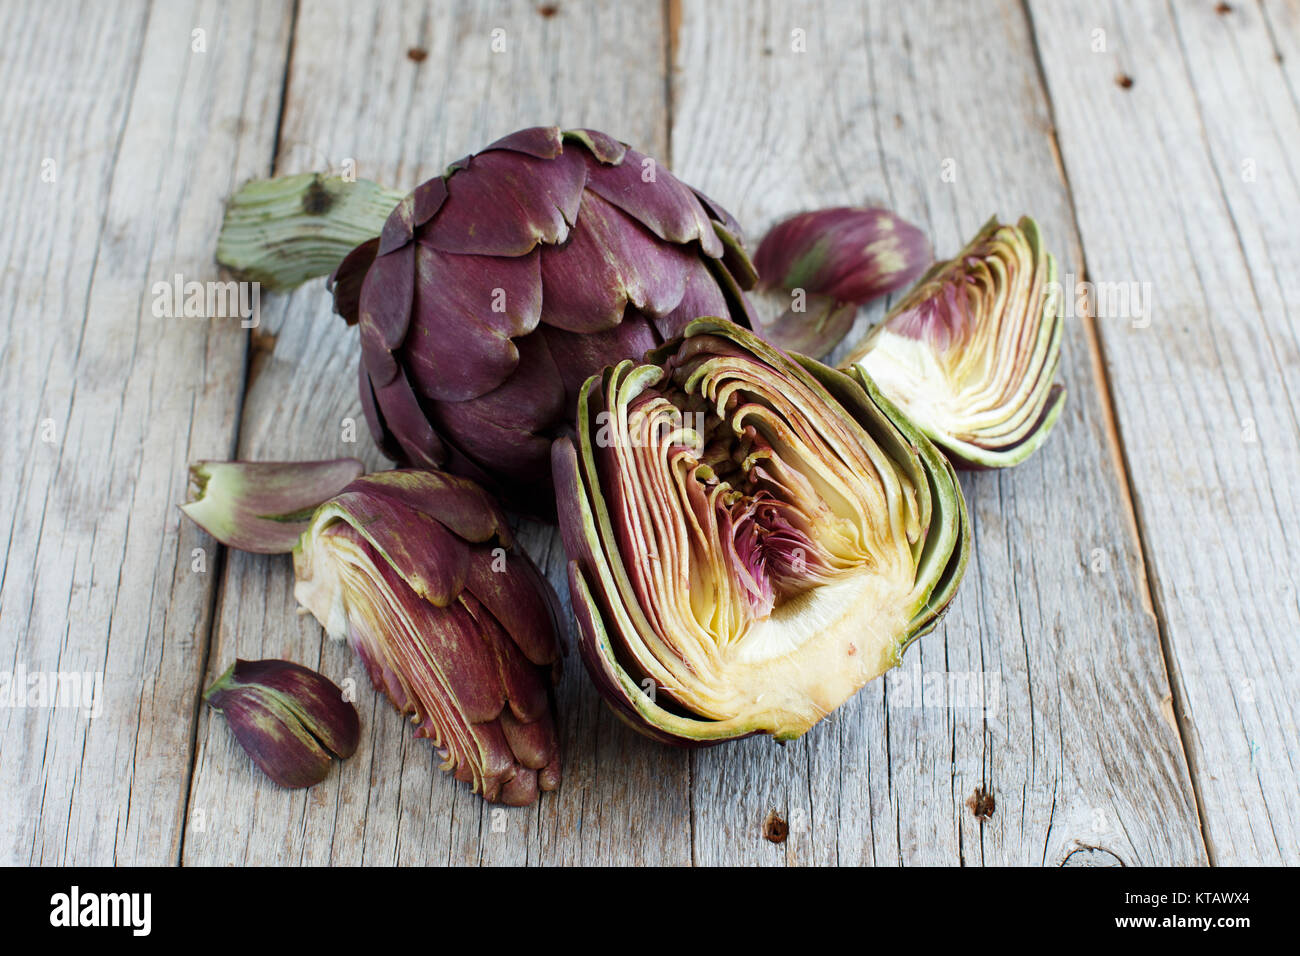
<box><xmin>180</xmin><ymin>0</ymin><xmax>690</xmax><ymax>867</ymax></box>
<box><xmin>671</xmin><ymin>0</ymin><xmax>1204</xmax><ymax>865</ymax></box>
<box><xmin>3</xmin><ymin>0</ymin><xmax>1289</xmax><ymax>867</ymax></box>
<box><xmin>1026</xmin><ymin>0</ymin><xmax>1300</xmax><ymax>865</ymax></box>
<box><xmin>0</xmin><ymin>0</ymin><xmax>292</xmax><ymax>864</ymax></box>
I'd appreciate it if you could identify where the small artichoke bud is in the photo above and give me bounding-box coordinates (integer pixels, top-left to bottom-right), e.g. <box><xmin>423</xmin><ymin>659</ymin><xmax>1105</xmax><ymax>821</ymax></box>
<box><xmin>181</xmin><ymin>459</ymin><xmax>364</xmax><ymax>553</ymax></box>
<box><xmin>204</xmin><ymin>658</ymin><xmax>361</xmax><ymax>789</ymax></box>
<box><xmin>753</xmin><ymin>207</ymin><xmax>932</xmax><ymax>358</ymax></box>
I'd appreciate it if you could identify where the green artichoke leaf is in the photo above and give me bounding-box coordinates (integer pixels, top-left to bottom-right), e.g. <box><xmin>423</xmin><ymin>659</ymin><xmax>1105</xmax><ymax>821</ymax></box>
<box><xmin>180</xmin><ymin>458</ymin><xmax>365</xmax><ymax>554</ymax></box>
<box><xmin>216</xmin><ymin>173</ymin><xmax>405</xmax><ymax>290</ymax></box>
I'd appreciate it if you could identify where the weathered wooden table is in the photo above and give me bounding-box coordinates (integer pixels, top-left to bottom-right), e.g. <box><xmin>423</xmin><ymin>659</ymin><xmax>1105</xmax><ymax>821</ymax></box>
<box><xmin>3</xmin><ymin>0</ymin><xmax>1295</xmax><ymax>866</ymax></box>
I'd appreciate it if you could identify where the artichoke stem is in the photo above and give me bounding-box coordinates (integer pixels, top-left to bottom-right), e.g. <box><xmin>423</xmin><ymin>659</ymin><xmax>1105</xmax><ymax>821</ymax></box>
<box><xmin>216</xmin><ymin>173</ymin><xmax>404</xmax><ymax>290</ymax></box>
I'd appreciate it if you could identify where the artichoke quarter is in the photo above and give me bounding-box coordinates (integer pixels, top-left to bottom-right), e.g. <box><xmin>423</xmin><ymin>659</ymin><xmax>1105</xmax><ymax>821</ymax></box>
<box><xmin>553</xmin><ymin>320</ymin><xmax>969</xmax><ymax>744</ymax></box>
<box><xmin>844</xmin><ymin>217</ymin><xmax>1066</xmax><ymax>468</ymax></box>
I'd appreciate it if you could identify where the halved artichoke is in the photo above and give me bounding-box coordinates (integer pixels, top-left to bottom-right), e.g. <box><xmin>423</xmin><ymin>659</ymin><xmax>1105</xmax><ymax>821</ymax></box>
<box><xmin>844</xmin><ymin>216</ymin><xmax>1066</xmax><ymax>468</ymax></box>
<box><xmin>553</xmin><ymin>319</ymin><xmax>968</xmax><ymax>744</ymax></box>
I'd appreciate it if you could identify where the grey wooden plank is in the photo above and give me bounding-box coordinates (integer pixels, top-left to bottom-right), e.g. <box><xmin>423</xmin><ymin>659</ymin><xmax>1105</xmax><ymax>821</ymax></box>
<box><xmin>181</xmin><ymin>0</ymin><xmax>689</xmax><ymax>867</ymax></box>
<box><xmin>1262</xmin><ymin>0</ymin><xmax>1300</xmax><ymax>92</ymax></box>
<box><xmin>671</xmin><ymin>0</ymin><xmax>1205</xmax><ymax>865</ymax></box>
<box><xmin>0</xmin><ymin>0</ymin><xmax>292</xmax><ymax>864</ymax></box>
<box><xmin>1026</xmin><ymin>0</ymin><xmax>1300</xmax><ymax>865</ymax></box>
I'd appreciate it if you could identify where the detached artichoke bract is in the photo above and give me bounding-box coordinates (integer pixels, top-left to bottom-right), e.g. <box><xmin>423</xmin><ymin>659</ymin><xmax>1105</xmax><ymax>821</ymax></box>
<box><xmin>752</xmin><ymin>207</ymin><xmax>931</xmax><ymax>358</ymax></box>
<box><xmin>327</xmin><ymin>126</ymin><xmax>757</xmax><ymax>514</ymax></box>
<box><xmin>181</xmin><ymin>458</ymin><xmax>364</xmax><ymax>553</ymax></box>
<box><xmin>182</xmin><ymin>462</ymin><xmax>563</xmax><ymax>804</ymax></box>
<box><xmin>553</xmin><ymin>319</ymin><xmax>968</xmax><ymax>744</ymax></box>
<box><xmin>293</xmin><ymin>471</ymin><xmax>563</xmax><ymax>804</ymax></box>
<box><xmin>844</xmin><ymin>216</ymin><xmax>1065</xmax><ymax>468</ymax></box>
<box><xmin>205</xmin><ymin>658</ymin><xmax>360</xmax><ymax>789</ymax></box>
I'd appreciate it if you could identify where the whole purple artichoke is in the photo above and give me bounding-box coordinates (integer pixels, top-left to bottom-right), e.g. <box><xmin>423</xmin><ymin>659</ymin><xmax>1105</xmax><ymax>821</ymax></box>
<box><xmin>328</xmin><ymin>127</ymin><xmax>757</xmax><ymax>514</ymax></box>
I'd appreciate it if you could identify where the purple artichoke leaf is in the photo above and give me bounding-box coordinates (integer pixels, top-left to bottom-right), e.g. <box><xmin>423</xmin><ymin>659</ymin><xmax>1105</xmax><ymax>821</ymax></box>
<box><xmin>753</xmin><ymin>207</ymin><xmax>932</xmax><ymax>357</ymax></box>
<box><xmin>180</xmin><ymin>458</ymin><xmax>365</xmax><ymax>554</ymax></box>
<box><xmin>204</xmin><ymin>658</ymin><xmax>360</xmax><ymax>789</ymax></box>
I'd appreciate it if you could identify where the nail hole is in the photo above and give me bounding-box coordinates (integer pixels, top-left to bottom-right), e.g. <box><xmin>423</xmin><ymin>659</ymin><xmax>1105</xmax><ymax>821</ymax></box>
<box><xmin>763</xmin><ymin>810</ymin><xmax>789</xmax><ymax>843</ymax></box>
<box><xmin>967</xmin><ymin>786</ymin><xmax>995</xmax><ymax>821</ymax></box>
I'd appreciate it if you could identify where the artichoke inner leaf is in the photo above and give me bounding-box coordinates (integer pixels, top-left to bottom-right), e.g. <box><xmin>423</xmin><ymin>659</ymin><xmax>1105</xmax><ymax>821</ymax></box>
<box><xmin>295</xmin><ymin>524</ymin><xmax>481</xmax><ymax>776</ymax></box>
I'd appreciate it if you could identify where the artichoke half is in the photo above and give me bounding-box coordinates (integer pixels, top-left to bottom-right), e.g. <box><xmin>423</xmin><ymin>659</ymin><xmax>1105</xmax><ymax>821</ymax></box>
<box><xmin>553</xmin><ymin>320</ymin><xmax>968</xmax><ymax>744</ymax></box>
<box><xmin>844</xmin><ymin>217</ymin><xmax>1066</xmax><ymax>468</ymax></box>
<box><xmin>327</xmin><ymin>126</ymin><xmax>757</xmax><ymax>515</ymax></box>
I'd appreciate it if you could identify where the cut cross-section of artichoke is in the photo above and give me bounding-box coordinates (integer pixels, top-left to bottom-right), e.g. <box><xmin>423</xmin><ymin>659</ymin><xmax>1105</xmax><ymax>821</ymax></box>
<box><xmin>845</xmin><ymin>216</ymin><xmax>1066</xmax><ymax>469</ymax></box>
<box><xmin>554</xmin><ymin>319</ymin><xmax>969</xmax><ymax>744</ymax></box>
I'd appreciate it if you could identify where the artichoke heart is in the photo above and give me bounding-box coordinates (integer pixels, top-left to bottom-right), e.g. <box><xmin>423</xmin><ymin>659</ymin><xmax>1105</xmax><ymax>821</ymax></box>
<box><xmin>555</xmin><ymin>319</ymin><xmax>969</xmax><ymax>744</ymax></box>
<box><xmin>846</xmin><ymin>216</ymin><xmax>1066</xmax><ymax>469</ymax></box>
